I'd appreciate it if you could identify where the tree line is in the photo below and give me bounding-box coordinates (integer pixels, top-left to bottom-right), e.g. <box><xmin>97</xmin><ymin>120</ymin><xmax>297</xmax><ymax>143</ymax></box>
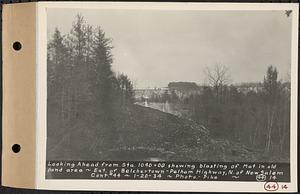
<box><xmin>151</xmin><ymin>65</ymin><xmax>290</xmax><ymax>158</ymax></box>
<box><xmin>47</xmin><ymin>14</ymin><xmax>134</xmax><ymax>137</ymax></box>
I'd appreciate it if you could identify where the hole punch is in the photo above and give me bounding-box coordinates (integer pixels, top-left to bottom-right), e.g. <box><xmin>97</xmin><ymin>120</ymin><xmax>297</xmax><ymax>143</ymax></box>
<box><xmin>12</xmin><ymin>41</ymin><xmax>22</xmax><ymax>51</ymax></box>
<box><xmin>12</xmin><ymin>144</ymin><xmax>21</xmax><ymax>153</ymax></box>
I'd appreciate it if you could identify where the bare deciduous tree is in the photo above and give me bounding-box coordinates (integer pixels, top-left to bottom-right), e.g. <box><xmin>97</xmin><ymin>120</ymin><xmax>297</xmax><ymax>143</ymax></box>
<box><xmin>204</xmin><ymin>64</ymin><xmax>231</xmax><ymax>102</ymax></box>
<box><xmin>205</xmin><ymin>64</ymin><xmax>231</xmax><ymax>88</ymax></box>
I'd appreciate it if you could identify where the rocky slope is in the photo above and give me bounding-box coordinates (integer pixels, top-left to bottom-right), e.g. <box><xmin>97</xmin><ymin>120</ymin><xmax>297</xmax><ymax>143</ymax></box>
<box><xmin>47</xmin><ymin>104</ymin><xmax>259</xmax><ymax>162</ymax></box>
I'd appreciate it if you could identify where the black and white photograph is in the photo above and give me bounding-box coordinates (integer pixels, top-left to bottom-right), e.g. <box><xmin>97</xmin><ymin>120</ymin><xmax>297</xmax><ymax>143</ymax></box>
<box><xmin>44</xmin><ymin>4</ymin><xmax>296</xmax><ymax>184</ymax></box>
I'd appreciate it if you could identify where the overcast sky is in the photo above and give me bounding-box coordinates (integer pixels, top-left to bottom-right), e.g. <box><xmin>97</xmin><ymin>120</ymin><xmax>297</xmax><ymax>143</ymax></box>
<box><xmin>47</xmin><ymin>9</ymin><xmax>292</xmax><ymax>88</ymax></box>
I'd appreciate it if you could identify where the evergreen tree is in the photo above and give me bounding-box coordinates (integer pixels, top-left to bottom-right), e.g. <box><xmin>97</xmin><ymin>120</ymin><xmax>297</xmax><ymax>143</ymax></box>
<box><xmin>117</xmin><ymin>74</ymin><xmax>134</xmax><ymax>105</ymax></box>
<box><xmin>67</xmin><ymin>14</ymin><xmax>91</xmax><ymax>119</ymax></box>
<box><xmin>92</xmin><ymin>26</ymin><xmax>115</xmax><ymax>115</ymax></box>
<box><xmin>262</xmin><ymin>65</ymin><xmax>281</xmax><ymax>152</ymax></box>
<box><xmin>48</xmin><ymin>28</ymin><xmax>71</xmax><ymax>126</ymax></box>
<box><xmin>263</xmin><ymin>66</ymin><xmax>280</xmax><ymax>105</ymax></box>
<box><xmin>69</xmin><ymin>14</ymin><xmax>87</xmax><ymax>62</ymax></box>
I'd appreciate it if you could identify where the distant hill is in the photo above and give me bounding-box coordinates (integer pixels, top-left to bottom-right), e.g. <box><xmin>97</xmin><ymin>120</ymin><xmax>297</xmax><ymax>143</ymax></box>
<box><xmin>168</xmin><ymin>82</ymin><xmax>200</xmax><ymax>92</ymax></box>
